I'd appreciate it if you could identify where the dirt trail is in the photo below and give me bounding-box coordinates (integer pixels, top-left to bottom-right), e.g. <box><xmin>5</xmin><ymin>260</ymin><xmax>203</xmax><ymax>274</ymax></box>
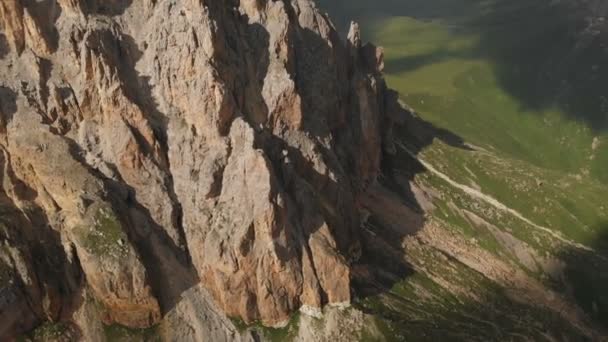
<box><xmin>395</xmin><ymin>141</ymin><xmax>601</xmax><ymax>255</ymax></box>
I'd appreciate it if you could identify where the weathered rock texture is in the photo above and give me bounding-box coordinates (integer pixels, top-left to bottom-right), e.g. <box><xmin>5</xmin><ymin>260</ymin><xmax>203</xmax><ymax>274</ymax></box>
<box><xmin>0</xmin><ymin>0</ymin><xmax>398</xmax><ymax>337</ymax></box>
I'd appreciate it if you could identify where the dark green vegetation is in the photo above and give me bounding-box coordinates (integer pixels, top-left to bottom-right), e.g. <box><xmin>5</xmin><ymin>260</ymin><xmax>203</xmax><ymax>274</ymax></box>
<box><xmin>103</xmin><ymin>323</ymin><xmax>162</xmax><ymax>342</ymax></box>
<box><xmin>74</xmin><ymin>207</ymin><xmax>129</xmax><ymax>259</ymax></box>
<box><xmin>354</xmin><ymin>255</ymin><xmax>586</xmax><ymax>341</ymax></box>
<box><xmin>229</xmin><ymin>312</ymin><xmax>301</xmax><ymax>342</ymax></box>
<box><xmin>319</xmin><ymin>0</ymin><xmax>608</xmax><ymax>340</ymax></box>
<box><xmin>17</xmin><ymin>322</ymin><xmax>76</xmax><ymax>342</ymax></box>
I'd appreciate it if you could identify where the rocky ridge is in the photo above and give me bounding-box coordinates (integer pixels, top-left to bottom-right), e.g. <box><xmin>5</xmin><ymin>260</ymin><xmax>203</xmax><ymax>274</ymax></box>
<box><xmin>0</xmin><ymin>0</ymin><xmax>401</xmax><ymax>338</ymax></box>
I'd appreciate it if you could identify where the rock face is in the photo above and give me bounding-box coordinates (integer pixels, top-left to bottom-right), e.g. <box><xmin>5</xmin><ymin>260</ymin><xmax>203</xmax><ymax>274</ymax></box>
<box><xmin>0</xmin><ymin>0</ymin><xmax>398</xmax><ymax>336</ymax></box>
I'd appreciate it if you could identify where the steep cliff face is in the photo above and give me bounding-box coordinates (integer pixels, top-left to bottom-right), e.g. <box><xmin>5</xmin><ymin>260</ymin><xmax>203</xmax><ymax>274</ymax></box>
<box><xmin>0</xmin><ymin>0</ymin><xmax>399</xmax><ymax>336</ymax></box>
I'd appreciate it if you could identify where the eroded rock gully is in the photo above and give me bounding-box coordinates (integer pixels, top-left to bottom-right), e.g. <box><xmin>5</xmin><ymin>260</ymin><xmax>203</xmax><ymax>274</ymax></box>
<box><xmin>0</xmin><ymin>0</ymin><xmax>404</xmax><ymax>338</ymax></box>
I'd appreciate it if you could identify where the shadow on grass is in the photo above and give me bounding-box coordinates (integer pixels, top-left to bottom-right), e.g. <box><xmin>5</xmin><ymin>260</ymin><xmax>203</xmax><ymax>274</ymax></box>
<box><xmin>316</xmin><ymin>0</ymin><xmax>482</xmax><ymax>35</ymax></box>
<box><xmin>350</xmin><ymin>100</ymin><xmax>475</xmax><ymax>314</ymax></box>
<box><xmin>314</xmin><ymin>0</ymin><xmax>608</xmax><ymax>339</ymax></box>
<box><xmin>353</xmin><ymin>219</ymin><xmax>608</xmax><ymax>341</ymax></box>
<box><xmin>318</xmin><ymin>0</ymin><xmax>608</xmax><ymax>131</ymax></box>
<box><xmin>473</xmin><ymin>0</ymin><xmax>608</xmax><ymax>131</ymax></box>
<box><xmin>558</xmin><ymin>224</ymin><xmax>608</xmax><ymax>327</ymax></box>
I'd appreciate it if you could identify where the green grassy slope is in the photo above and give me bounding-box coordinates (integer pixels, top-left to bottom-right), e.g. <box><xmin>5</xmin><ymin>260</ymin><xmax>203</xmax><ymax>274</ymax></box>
<box><xmin>318</xmin><ymin>0</ymin><xmax>608</xmax><ymax>339</ymax></box>
<box><xmin>320</xmin><ymin>0</ymin><xmax>608</xmax><ymax>177</ymax></box>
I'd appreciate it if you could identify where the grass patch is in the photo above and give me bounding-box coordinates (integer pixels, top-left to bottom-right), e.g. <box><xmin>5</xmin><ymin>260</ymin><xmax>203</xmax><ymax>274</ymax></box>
<box><xmin>420</xmin><ymin>141</ymin><xmax>608</xmax><ymax>248</ymax></box>
<box><xmin>318</xmin><ymin>0</ymin><xmax>608</xmax><ymax>338</ymax></box>
<box><xmin>17</xmin><ymin>322</ymin><xmax>75</xmax><ymax>342</ymax></box>
<box><xmin>103</xmin><ymin>323</ymin><xmax>161</xmax><ymax>342</ymax></box>
<box><xmin>228</xmin><ymin>313</ymin><xmax>300</xmax><ymax>342</ymax></box>
<box><xmin>74</xmin><ymin>206</ymin><xmax>129</xmax><ymax>259</ymax></box>
<box><xmin>355</xmin><ymin>249</ymin><xmax>587</xmax><ymax>341</ymax></box>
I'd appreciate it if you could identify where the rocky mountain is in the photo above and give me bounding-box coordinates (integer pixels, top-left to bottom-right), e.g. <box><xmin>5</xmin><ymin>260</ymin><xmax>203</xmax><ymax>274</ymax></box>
<box><xmin>5</xmin><ymin>0</ymin><xmax>608</xmax><ymax>341</ymax></box>
<box><xmin>0</xmin><ymin>0</ymin><xmax>406</xmax><ymax>340</ymax></box>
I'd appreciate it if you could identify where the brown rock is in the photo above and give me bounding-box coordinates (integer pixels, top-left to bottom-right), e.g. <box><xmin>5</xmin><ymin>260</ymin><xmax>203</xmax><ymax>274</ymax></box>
<box><xmin>0</xmin><ymin>0</ymin><xmax>25</xmax><ymax>54</ymax></box>
<box><xmin>0</xmin><ymin>0</ymin><xmax>400</xmax><ymax>337</ymax></box>
<box><xmin>71</xmin><ymin>202</ymin><xmax>161</xmax><ymax>328</ymax></box>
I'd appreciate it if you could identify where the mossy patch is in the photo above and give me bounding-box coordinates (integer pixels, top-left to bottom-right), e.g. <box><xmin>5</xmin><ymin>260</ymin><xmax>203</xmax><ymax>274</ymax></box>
<box><xmin>103</xmin><ymin>323</ymin><xmax>161</xmax><ymax>342</ymax></box>
<box><xmin>32</xmin><ymin>322</ymin><xmax>69</xmax><ymax>341</ymax></box>
<box><xmin>17</xmin><ymin>322</ymin><xmax>75</xmax><ymax>342</ymax></box>
<box><xmin>229</xmin><ymin>313</ymin><xmax>300</xmax><ymax>342</ymax></box>
<box><xmin>75</xmin><ymin>207</ymin><xmax>129</xmax><ymax>260</ymax></box>
<box><xmin>228</xmin><ymin>316</ymin><xmax>249</xmax><ymax>333</ymax></box>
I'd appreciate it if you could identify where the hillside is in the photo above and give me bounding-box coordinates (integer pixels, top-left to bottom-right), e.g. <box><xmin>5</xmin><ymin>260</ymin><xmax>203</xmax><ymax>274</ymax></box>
<box><xmin>0</xmin><ymin>0</ymin><xmax>607</xmax><ymax>341</ymax></box>
<box><xmin>317</xmin><ymin>0</ymin><xmax>608</xmax><ymax>340</ymax></box>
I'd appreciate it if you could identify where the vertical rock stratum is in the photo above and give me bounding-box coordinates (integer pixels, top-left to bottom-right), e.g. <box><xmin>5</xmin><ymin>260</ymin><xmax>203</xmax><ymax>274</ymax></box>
<box><xmin>0</xmin><ymin>0</ymin><xmax>401</xmax><ymax>338</ymax></box>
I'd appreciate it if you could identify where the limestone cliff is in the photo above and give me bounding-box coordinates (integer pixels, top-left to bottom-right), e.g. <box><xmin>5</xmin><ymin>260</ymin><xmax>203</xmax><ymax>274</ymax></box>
<box><xmin>0</xmin><ymin>0</ymin><xmax>400</xmax><ymax>338</ymax></box>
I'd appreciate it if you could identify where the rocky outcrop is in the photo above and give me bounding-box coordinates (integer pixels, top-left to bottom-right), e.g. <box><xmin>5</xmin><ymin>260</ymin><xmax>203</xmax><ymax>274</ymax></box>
<box><xmin>0</xmin><ymin>0</ymin><xmax>400</xmax><ymax>337</ymax></box>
